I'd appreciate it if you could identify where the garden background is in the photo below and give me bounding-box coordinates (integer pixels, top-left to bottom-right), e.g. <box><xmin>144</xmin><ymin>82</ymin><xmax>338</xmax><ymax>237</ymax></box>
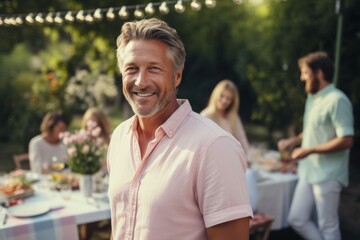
<box><xmin>1</xmin><ymin>1</ymin><xmax>360</xmax><ymax>239</ymax></box>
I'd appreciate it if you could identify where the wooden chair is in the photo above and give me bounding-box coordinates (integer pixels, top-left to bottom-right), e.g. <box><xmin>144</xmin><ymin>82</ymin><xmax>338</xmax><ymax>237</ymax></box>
<box><xmin>250</xmin><ymin>213</ymin><xmax>273</xmax><ymax>240</ymax></box>
<box><xmin>13</xmin><ymin>153</ymin><xmax>30</xmax><ymax>170</ymax></box>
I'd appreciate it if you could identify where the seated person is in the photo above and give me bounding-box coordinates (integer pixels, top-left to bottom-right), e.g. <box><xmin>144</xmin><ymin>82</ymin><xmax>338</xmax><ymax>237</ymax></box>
<box><xmin>29</xmin><ymin>111</ymin><xmax>69</xmax><ymax>174</ymax></box>
<box><xmin>81</xmin><ymin>107</ymin><xmax>111</xmax><ymax>144</ymax></box>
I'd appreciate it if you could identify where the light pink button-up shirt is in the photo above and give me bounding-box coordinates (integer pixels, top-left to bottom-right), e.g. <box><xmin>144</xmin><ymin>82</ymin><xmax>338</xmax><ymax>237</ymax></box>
<box><xmin>107</xmin><ymin>99</ymin><xmax>253</xmax><ymax>240</ymax></box>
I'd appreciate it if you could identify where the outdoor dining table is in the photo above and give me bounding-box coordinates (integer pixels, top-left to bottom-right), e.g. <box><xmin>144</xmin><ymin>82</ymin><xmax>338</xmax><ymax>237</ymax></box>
<box><xmin>0</xmin><ymin>175</ymin><xmax>111</xmax><ymax>240</ymax></box>
<box><xmin>254</xmin><ymin>169</ymin><xmax>298</xmax><ymax>230</ymax></box>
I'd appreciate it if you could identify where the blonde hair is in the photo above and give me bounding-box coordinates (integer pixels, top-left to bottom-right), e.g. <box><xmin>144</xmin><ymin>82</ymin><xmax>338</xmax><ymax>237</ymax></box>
<box><xmin>81</xmin><ymin>108</ymin><xmax>111</xmax><ymax>143</ymax></box>
<box><xmin>207</xmin><ymin>79</ymin><xmax>240</xmax><ymax>119</ymax></box>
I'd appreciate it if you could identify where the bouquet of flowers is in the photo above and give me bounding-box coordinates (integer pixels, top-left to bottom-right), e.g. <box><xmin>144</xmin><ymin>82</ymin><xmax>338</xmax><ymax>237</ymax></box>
<box><xmin>61</xmin><ymin>120</ymin><xmax>107</xmax><ymax>175</ymax></box>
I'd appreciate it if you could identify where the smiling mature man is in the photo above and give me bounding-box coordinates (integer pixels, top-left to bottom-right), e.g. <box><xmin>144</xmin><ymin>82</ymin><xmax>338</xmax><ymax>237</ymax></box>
<box><xmin>107</xmin><ymin>18</ymin><xmax>253</xmax><ymax>240</ymax></box>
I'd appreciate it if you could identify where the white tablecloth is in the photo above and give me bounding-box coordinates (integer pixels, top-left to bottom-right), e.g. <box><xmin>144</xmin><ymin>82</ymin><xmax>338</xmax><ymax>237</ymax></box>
<box><xmin>255</xmin><ymin>170</ymin><xmax>298</xmax><ymax>230</ymax></box>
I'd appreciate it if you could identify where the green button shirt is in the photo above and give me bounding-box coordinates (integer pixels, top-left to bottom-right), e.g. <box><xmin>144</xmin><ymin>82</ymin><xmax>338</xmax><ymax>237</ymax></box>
<box><xmin>299</xmin><ymin>84</ymin><xmax>354</xmax><ymax>186</ymax></box>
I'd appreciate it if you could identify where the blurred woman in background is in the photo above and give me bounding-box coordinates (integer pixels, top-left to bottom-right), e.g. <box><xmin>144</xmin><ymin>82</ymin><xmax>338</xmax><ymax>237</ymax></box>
<box><xmin>201</xmin><ymin>79</ymin><xmax>258</xmax><ymax>212</ymax></box>
<box><xmin>81</xmin><ymin>107</ymin><xmax>111</xmax><ymax>144</ymax></box>
<box><xmin>201</xmin><ymin>79</ymin><xmax>250</xmax><ymax>154</ymax></box>
<box><xmin>29</xmin><ymin>111</ymin><xmax>69</xmax><ymax>174</ymax></box>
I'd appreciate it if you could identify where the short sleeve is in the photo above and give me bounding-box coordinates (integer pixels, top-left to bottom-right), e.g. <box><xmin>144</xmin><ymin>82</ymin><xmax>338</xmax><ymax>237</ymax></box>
<box><xmin>196</xmin><ymin>136</ymin><xmax>253</xmax><ymax>227</ymax></box>
<box><xmin>331</xmin><ymin>95</ymin><xmax>354</xmax><ymax>137</ymax></box>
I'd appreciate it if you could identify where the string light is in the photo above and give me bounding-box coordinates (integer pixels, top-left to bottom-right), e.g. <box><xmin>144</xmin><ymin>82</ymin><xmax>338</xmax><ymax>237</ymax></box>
<box><xmin>5</xmin><ymin>17</ymin><xmax>16</xmax><ymax>26</ymax></box>
<box><xmin>94</xmin><ymin>8</ymin><xmax>102</xmax><ymax>21</ymax></box>
<box><xmin>118</xmin><ymin>6</ymin><xmax>129</xmax><ymax>19</ymax></box>
<box><xmin>65</xmin><ymin>11</ymin><xmax>75</xmax><ymax>22</ymax></box>
<box><xmin>15</xmin><ymin>16</ymin><xmax>23</xmax><ymax>25</ymax></box>
<box><xmin>45</xmin><ymin>13</ymin><xmax>54</xmax><ymax>24</ymax></box>
<box><xmin>191</xmin><ymin>0</ymin><xmax>202</xmax><ymax>11</ymax></box>
<box><xmin>159</xmin><ymin>2</ymin><xmax>170</xmax><ymax>14</ymax></box>
<box><xmin>175</xmin><ymin>0</ymin><xmax>186</xmax><ymax>13</ymax></box>
<box><xmin>205</xmin><ymin>0</ymin><xmax>217</xmax><ymax>8</ymax></box>
<box><xmin>85</xmin><ymin>12</ymin><xmax>94</xmax><ymax>23</ymax></box>
<box><xmin>35</xmin><ymin>13</ymin><xmax>44</xmax><ymax>24</ymax></box>
<box><xmin>25</xmin><ymin>14</ymin><xmax>34</xmax><ymax>24</ymax></box>
<box><xmin>134</xmin><ymin>6</ymin><xmax>144</xmax><ymax>19</ymax></box>
<box><xmin>0</xmin><ymin>0</ymin><xmax>234</xmax><ymax>28</ymax></box>
<box><xmin>106</xmin><ymin>8</ymin><xmax>115</xmax><ymax>20</ymax></box>
<box><xmin>145</xmin><ymin>3</ymin><xmax>155</xmax><ymax>15</ymax></box>
<box><xmin>76</xmin><ymin>10</ymin><xmax>85</xmax><ymax>22</ymax></box>
<box><xmin>54</xmin><ymin>13</ymin><xmax>63</xmax><ymax>24</ymax></box>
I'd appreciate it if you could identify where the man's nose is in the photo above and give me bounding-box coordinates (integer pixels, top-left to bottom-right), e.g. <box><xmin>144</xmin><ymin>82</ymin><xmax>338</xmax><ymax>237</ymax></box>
<box><xmin>135</xmin><ymin>70</ymin><xmax>147</xmax><ymax>87</ymax></box>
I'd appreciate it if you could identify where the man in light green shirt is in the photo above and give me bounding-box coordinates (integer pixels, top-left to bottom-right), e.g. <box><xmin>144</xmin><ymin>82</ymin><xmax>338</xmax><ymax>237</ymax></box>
<box><xmin>278</xmin><ymin>52</ymin><xmax>354</xmax><ymax>240</ymax></box>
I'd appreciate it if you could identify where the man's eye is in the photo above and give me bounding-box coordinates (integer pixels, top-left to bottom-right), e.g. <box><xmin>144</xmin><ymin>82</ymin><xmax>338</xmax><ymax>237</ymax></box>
<box><xmin>149</xmin><ymin>66</ymin><xmax>161</xmax><ymax>72</ymax></box>
<box><xmin>125</xmin><ymin>67</ymin><xmax>137</xmax><ymax>73</ymax></box>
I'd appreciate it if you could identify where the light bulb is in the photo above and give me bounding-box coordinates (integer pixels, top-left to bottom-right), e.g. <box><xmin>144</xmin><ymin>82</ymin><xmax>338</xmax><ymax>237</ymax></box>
<box><xmin>175</xmin><ymin>0</ymin><xmax>185</xmax><ymax>13</ymax></box>
<box><xmin>35</xmin><ymin>13</ymin><xmax>44</xmax><ymax>23</ymax></box>
<box><xmin>191</xmin><ymin>0</ymin><xmax>202</xmax><ymax>11</ymax></box>
<box><xmin>45</xmin><ymin>13</ymin><xmax>54</xmax><ymax>23</ymax></box>
<box><xmin>145</xmin><ymin>3</ymin><xmax>155</xmax><ymax>15</ymax></box>
<box><xmin>65</xmin><ymin>11</ymin><xmax>74</xmax><ymax>22</ymax></box>
<box><xmin>118</xmin><ymin>6</ymin><xmax>129</xmax><ymax>19</ymax></box>
<box><xmin>205</xmin><ymin>0</ymin><xmax>216</xmax><ymax>8</ymax></box>
<box><xmin>15</xmin><ymin>16</ymin><xmax>23</xmax><ymax>25</ymax></box>
<box><xmin>25</xmin><ymin>14</ymin><xmax>34</xmax><ymax>24</ymax></box>
<box><xmin>134</xmin><ymin>7</ymin><xmax>144</xmax><ymax>19</ymax></box>
<box><xmin>76</xmin><ymin>10</ymin><xmax>85</xmax><ymax>22</ymax></box>
<box><xmin>94</xmin><ymin>8</ymin><xmax>102</xmax><ymax>21</ymax></box>
<box><xmin>159</xmin><ymin>2</ymin><xmax>170</xmax><ymax>14</ymax></box>
<box><xmin>85</xmin><ymin>13</ymin><xmax>94</xmax><ymax>23</ymax></box>
<box><xmin>54</xmin><ymin>13</ymin><xmax>63</xmax><ymax>24</ymax></box>
<box><xmin>106</xmin><ymin>8</ymin><xmax>115</xmax><ymax>20</ymax></box>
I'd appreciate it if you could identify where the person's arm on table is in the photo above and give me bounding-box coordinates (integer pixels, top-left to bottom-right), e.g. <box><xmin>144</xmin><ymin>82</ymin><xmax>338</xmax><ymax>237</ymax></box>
<box><xmin>206</xmin><ymin>217</ymin><xmax>250</xmax><ymax>240</ymax></box>
<box><xmin>291</xmin><ymin>135</ymin><xmax>353</xmax><ymax>160</ymax></box>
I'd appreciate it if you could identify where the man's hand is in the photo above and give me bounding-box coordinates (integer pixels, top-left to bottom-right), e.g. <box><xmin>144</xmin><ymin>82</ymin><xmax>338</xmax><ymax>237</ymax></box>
<box><xmin>291</xmin><ymin>147</ymin><xmax>313</xmax><ymax>160</ymax></box>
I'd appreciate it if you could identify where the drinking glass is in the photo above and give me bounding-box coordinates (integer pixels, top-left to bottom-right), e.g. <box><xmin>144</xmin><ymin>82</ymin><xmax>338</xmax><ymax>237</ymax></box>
<box><xmin>50</xmin><ymin>156</ymin><xmax>65</xmax><ymax>172</ymax></box>
<box><xmin>59</xmin><ymin>183</ymin><xmax>72</xmax><ymax>200</ymax></box>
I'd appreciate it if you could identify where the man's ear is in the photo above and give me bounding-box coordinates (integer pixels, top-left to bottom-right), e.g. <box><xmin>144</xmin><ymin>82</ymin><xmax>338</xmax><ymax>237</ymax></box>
<box><xmin>315</xmin><ymin>69</ymin><xmax>325</xmax><ymax>81</ymax></box>
<box><xmin>174</xmin><ymin>67</ymin><xmax>183</xmax><ymax>88</ymax></box>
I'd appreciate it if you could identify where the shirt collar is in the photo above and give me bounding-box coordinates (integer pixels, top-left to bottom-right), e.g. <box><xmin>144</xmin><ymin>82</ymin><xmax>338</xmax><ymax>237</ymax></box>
<box><xmin>310</xmin><ymin>83</ymin><xmax>335</xmax><ymax>99</ymax></box>
<box><xmin>127</xmin><ymin>99</ymin><xmax>192</xmax><ymax>138</ymax></box>
<box><xmin>161</xmin><ymin>99</ymin><xmax>191</xmax><ymax>138</ymax></box>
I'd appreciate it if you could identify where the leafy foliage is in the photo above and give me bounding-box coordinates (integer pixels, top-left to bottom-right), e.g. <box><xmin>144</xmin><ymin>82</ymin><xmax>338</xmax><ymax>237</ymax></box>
<box><xmin>0</xmin><ymin>0</ymin><xmax>359</xmax><ymax>147</ymax></box>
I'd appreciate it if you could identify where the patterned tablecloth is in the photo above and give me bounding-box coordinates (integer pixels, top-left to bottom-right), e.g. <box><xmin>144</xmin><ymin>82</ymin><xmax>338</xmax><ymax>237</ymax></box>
<box><xmin>0</xmin><ymin>180</ymin><xmax>110</xmax><ymax>240</ymax></box>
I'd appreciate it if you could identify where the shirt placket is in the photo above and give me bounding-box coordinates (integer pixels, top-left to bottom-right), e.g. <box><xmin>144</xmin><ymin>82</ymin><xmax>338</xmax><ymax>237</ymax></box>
<box><xmin>124</xmin><ymin>136</ymin><xmax>143</xmax><ymax>240</ymax></box>
<box><xmin>124</xmin><ymin>131</ymin><xmax>164</xmax><ymax>240</ymax></box>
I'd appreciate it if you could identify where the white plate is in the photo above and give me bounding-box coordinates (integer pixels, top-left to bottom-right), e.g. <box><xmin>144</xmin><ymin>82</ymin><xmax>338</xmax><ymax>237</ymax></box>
<box><xmin>7</xmin><ymin>202</ymin><xmax>50</xmax><ymax>218</ymax></box>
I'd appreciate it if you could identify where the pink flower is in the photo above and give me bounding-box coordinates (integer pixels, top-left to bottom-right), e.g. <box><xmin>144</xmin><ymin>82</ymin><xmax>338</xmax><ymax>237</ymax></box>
<box><xmin>95</xmin><ymin>138</ymin><xmax>104</xmax><ymax>147</ymax></box>
<box><xmin>67</xmin><ymin>147</ymin><xmax>77</xmax><ymax>157</ymax></box>
<box><xmin>82</xmin><ymin>145</ymin><xmax>90</xmax><ymax>153</ymax></box>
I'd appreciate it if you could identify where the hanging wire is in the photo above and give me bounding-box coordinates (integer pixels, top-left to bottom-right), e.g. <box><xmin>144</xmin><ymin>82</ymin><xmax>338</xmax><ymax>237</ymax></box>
<box><xmin>0</xmin><ymin>0</ymin><xmax>224</xmax><ymax>27</ymax></box>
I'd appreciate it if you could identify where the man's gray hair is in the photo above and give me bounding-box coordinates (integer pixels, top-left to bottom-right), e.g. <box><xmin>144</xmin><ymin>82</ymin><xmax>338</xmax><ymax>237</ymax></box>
<box><xmin>116</xmin><ymin>18</ymin><xmax>186</xmax><ymax>73</ymax></box>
